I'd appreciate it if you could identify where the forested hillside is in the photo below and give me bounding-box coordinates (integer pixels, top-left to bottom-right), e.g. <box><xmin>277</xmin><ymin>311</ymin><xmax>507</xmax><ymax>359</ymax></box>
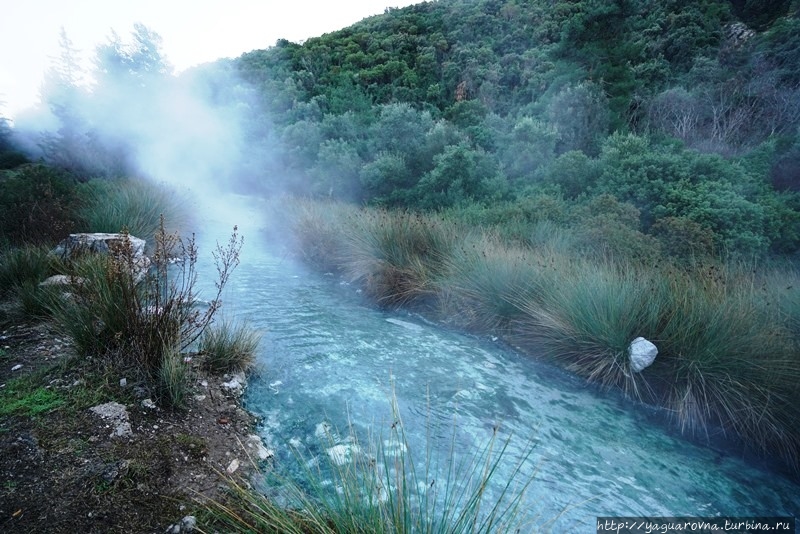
<box><xmin>3</xmin><ymin>0</ymin><xmax>799</xmax><ymax>260</ymax></box>
<box><xmin>230</xmin><ymin>0</ymin><xmax>800</xmax><ymax>260</ymax></box>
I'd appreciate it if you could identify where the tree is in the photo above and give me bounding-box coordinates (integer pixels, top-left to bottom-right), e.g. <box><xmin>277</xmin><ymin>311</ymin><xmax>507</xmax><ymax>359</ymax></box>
<box><xmin>499</xmin><ymin>117</ymin><xmax>558</xmax><ymax>183</ymax></box>
<box><xmin>414</xmin><ymin>143</ymin><xmax>504</xmax><ymax>209</ymax></box>
<box><xmin>547</xmin><ymin>82</ymin><xmax>610</xmax><ymax>156</ymax></box>
<box><xmin>310</xmin><ymin>138</ymin><xmax>363</xmax><ymax>201</ymax></box>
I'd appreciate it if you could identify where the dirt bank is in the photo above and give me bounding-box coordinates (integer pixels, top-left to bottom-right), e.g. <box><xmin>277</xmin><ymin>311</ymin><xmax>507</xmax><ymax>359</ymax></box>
<box><xmin>0</xmin><ymin>318</ymin><xmax>267</xmax><ymax>533</ymax></box>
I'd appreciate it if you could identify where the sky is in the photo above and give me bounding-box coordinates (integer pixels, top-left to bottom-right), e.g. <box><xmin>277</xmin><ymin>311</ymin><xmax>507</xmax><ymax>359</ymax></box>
<box><xmin>0</xmin><ymin>0</ymin><xmax>420</xmax><ymax>119</ymax></box>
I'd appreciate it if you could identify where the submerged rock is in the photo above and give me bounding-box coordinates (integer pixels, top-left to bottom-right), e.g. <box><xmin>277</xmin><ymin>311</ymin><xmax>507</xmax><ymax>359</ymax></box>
<box><xmin>326</xmin><ymin>443</ymin><xmax>360</xmax><ymax>466</ymax></box>
<box><xmin>245</xmin><ymin>434</ymin><xmax>274</xmax><ymax>461</ymax></box>
<box><xmin>629</xmin><ymin>337</ymin><xmax>658</xmax><ymax>372</ymax></box>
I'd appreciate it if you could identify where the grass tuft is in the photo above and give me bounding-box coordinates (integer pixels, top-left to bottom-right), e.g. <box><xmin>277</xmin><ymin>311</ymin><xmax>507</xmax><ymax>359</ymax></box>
<box><xmin>77</xmin><ymin>178</ymin><xmax>191</xmax><ymax>242</ymax></box>
<box><xmin>201</xmin><ymin>387</ymin><xmax>539</xmax><ymax>533</ymax></box>
<box><xmin>199</xmin><ymin>321</ymin><xmax>261</xmax><ymax>375</ymax></box>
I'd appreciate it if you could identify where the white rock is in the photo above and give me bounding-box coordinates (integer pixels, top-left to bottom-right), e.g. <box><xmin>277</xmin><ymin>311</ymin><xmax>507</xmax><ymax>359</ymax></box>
<box><xmin>11</xmin><ymin>364</ymin><xmax>22</xmax><ymax>372</ymax></box>
<box><xmin>246</xmin><ymin>434</ymin><xmax>274</xmax><ymax>461</ymax></box>
<box><xmin>629</xmin><ymin>337</ymin><xmax>658</xmax><ymax>372</ymax></box>
<box><xmin>111</xmin><ymin>422</ymin><xmax>133</xmax><ymax>438</ymax></box>
<box><xmin>90</xmin><ymin>401</ymin><xmax>128</xmax><ymax>420</ymax></box>
<box><xmin>220</xmin><ymin>372</ymin><xmax>247</xmax><ymax>397</ymax></box>
<box><xmin>119</xmin><ymin>378</ymin><xmax>127</xmax><ymax>388</ymax></box>
<box><xmin>385</xmin><ymin>318</ymin><xmax>423</xmax><ymax>331</ymax></box>
<box><xmin>39</xmin><ymin>274</ymin><xmax>86</xmax><ymax>287</ymax></box>
<box><xmin>165</xmin><ymin>515</ymin><xmax>197</xmax><ymax>533</ymax></box>
<box><xmin>314</xmin><ymin>422</ymin><xmax>332</xmax><ymax>438</ymax></box>
<box><xmin>90</xmin><ymin>401</ymin><xmax>133</xmax><ymax>438</ymax></box>
<box><xmin>226</xmin><ymin>458</ymin><xmax>240</xmax><ymax>474</ymax></box>
<box><xmin>141</xmin><ymin>398</ymin><xmax>157</xmax><ymax>409</ymax></box>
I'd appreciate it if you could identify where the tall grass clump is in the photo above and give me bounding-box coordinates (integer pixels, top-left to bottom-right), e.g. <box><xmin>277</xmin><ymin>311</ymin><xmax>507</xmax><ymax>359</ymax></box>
<box><xmin>202</xmin><ymin>391</ymin><xmax>539</xmax><ymax>533</ymax></box>
<box><xmin>511</xmin><ymin>258</ymin><xmax>666</xmax><ymax>398</ymax></box>
<box><xmin>341</xmin><ymin>209</ymin><xmax>461</xmax><ymax>307</ymax></box>
<box><xmin>653</xmin><ymin>265</ymin><xmax>800</xmax><ymax>464</ymax></box>
<box><xmin>0</xmin><ymin>244</ymin><xmax>67</xmax><ymax>317</ymax></box>
<box><xmin>77</xmin><ymin>178</ymin><xmax>190</xmax><ymax>242</ymax></box>
<box><xmin>440</xmin><ymin>235</ymin><xmax>540</xmax><ymax>332</ymax></box>
<box><xmin>0</xmin><ymin>244</ymin><xmax>59</xmax><ymax>296</ymax></box>
<box><xmin>48</xmin><ymin>218</ymin><xmax>243</xmax><ymax>407</ymax></box>
<box><xmin>199</xmin><ymin>321</ymin><xmax>261</xmax><ymax>374</ymax></box>
<box><xmin>283</xmin><ymin>198</ymin><xmax>356</xmax><ymax>272</ymax></box>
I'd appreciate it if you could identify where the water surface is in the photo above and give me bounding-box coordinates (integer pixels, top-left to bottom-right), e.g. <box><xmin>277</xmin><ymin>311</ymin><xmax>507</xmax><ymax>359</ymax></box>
<box><xmin>210</xmin><ymin>247</ymin><xmax>799</xmax><ymax>532</ymax></box>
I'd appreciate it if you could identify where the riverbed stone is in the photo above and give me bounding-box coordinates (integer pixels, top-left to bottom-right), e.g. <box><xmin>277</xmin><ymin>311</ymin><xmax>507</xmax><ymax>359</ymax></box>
<box><xmin>629</xmin><ymin>337</ymin><xmax>658</xmax><ymax>372</ymax></box>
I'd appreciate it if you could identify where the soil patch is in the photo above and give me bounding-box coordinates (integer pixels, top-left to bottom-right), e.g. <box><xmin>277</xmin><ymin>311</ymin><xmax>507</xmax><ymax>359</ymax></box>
<box><xmin>0</xmin><ymin>319</ymin><xmax>268</xmax><ymax>533</ymax></box>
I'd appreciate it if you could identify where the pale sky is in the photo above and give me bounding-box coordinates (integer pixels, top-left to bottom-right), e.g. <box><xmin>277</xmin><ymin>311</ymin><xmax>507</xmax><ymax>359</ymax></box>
<box><xmin>0</xmin><ymin>0</ymin><xmax>420</xmax><ymax>119</ymax></box>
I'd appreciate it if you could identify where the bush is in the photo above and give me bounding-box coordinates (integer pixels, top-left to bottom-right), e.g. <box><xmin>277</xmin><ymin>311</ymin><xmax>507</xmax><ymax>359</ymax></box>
<box><xmin>199</xmin><ymin>321</ymin><xmax>260</xmax><ymax>374</ymax></box>
<box><xmin>48</xmin><ymin>220</ymin><xmax>243</xmax><ymax>408</ymax></box>
<box><xmin>343</xmin><ymin>209</ymin><xmax>460</xmax><ymax>307</ymax></box>
<box><xmin>0</xmin><ymin>163</ymin><xmax>79</xmax><ymax>246</ymax></box>
<box><xmin>442</xmin><ymin>235</ymin><xmax>538</xmax><ymax>332</ymax></box>
<box><xmin>77</xmin><ymin>178</ymin><xmax>191</xmax><ymax>242</ymax></box>
<box><xmin>0</xmin><ymin>245</ymin><xmax>67</xmax><ymax>318</ymax></box>
<box><xmin>653</xmin><ymin>266</ymin><xmax>800</xmax><ymax>463</ymax></box>
<box><xmin>0</xmin><ymin>244</ymin><xmax>59</xmax><ymax>296</ymax></box>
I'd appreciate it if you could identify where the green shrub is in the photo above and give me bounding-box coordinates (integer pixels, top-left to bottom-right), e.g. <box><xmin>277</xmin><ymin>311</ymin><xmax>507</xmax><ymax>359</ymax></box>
<box><xmin>48</xmin><ymin>221</ymin><xmax>243</xmax><ymax>408</ymax></box>
<box><xmin>199</xmin><ymin>321</ymin><xmax>261</xmax><ymax>374</ymax></box>
<box><xmin>77</xmin><ymin>178</ymin><xmax>191</xmax><ymax>242</ymax></box>
<box><xmin>0</xmin><ymin>244</ymin><xmax>59</xmax><ymax>296</ymax></box>
<box><xmin>0</xmin><ymin>163</ymin><xmax>79</xmax><ymax>246</ymax></box>
<box><xmin>0</xmin><ymin>245</ymin><xmax>67</xmax><ymax>318</ymax></box>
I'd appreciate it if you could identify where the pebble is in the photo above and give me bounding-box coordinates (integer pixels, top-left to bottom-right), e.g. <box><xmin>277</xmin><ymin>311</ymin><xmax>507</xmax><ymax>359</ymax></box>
<box><xmin>120</xmin><ymin>378</ymin><xmax>127</xmax><ymax>387</ymax></box>
<box><xmin>226</xmin><ymin>458</ymin><xmax>240</xmax><ymax>474</ymax></box>
<box><xmin>11</xmin><ymin>364</ymin><xmax>22</xmax><ymax>372</ymax></box>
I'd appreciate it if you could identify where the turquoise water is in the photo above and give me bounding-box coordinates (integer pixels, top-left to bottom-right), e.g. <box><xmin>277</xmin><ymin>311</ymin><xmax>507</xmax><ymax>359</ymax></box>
<box><xmin>209</xmin><ymin>246</ymin><xmax>798</xmax><ymax>532</ymax></box>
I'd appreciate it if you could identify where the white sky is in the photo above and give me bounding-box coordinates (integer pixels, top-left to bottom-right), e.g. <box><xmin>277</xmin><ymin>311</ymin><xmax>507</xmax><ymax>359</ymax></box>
<box><xmin>0</xmin><ymin>0</ymin><xmax>420</xmax><ymax>119</ymax></box>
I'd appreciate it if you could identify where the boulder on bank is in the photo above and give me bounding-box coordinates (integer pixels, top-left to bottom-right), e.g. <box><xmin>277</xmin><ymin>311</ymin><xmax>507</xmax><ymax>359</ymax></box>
<box><xmin>54</xmin><ymin>233</ymin><xmax>146</xmax><ymax>258</ymax></box>
<box><xmin>629</xmin><ymin>337</ymin><xmax>658</xmax><ymax>372</ymax></box>
<box><xmin>52</xmin><ymin>233</ymin><xmax>150</xmax><ymax>282</ymax></box>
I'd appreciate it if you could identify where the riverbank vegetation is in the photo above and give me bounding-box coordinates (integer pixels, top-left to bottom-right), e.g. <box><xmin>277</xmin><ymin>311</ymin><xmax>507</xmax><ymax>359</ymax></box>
<box><xmin>279</xmin><ymin>197</ymin><xmax>800</xmax><ymax>471</ymax></box>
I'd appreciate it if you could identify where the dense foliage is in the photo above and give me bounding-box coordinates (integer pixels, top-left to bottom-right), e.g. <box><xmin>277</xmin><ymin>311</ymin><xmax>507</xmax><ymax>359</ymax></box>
<box><xmin>230</xmin><ymin>0</ymin><xmax>800</xmax><ymax>260</ymax></box>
